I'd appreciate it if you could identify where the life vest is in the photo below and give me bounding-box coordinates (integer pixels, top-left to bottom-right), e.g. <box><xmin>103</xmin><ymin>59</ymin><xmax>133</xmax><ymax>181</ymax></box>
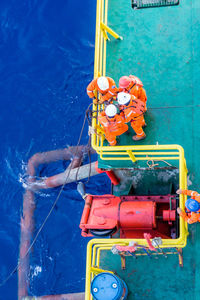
<box><xmin>181</xmin><ymin>210</ymin><xmax>200</xmax><ymax>224</ymax></box>
<box><xmin>119</xmin><ymin>82</ymin><xmax>147</xmax><ymax>105</ymax></box>
<box><xmin>98</xmin><ymin>113</ymin><xmax>127</xmax><ymax>135</ymax></box>
<box><xmin>188</xmin><ymin>211</ymin><xmax>200</xmax><ymax>223</ymax></box>
<box><xmin>129</xmin><ymin>75</ymin><xmax>143</xmax><ymax>87</ymax></box>
<box><xmin>120</xmin><ymin>96</ymin><xmax>145</xmax><ymax>123</ymax></box>
<box><xmin>99</xmin><ymin>116</ymin><xmax>120</xmax><ymax>132</ymax></box>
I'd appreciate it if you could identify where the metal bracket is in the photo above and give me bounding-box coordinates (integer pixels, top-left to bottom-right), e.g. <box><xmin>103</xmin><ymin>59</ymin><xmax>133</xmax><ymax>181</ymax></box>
<box><xmin>127</xmin><ymin>150</ymin><xmax>136</xmax><ymax>163</ymax></box>
<box><xmin>100</xmin><ymin>22</ymin><xmax>123</xmax><ymax>41</ymax></box>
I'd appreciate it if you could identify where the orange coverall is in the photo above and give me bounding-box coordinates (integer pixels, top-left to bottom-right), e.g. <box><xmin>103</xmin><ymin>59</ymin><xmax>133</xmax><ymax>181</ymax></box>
<box><xmin>98</xmin><ymin>112</ymin><xmax>128</xmax><ymax>146</ymax></box>
<box><xmin>179</xmin><ymin>190</ymin><xmax>200</xmax><ymax>224</ymax></box>
<box><xmin>87</xmin><ymin>77</ymin><xmax>118</xmax><ymax>102</ymax></box>
<box><xmin>119</xmin><ymin>96</ymin><xmax>145</xmax><ymax>138</ymax></box>
<box><xmin>180</xmin><ymin>210</ymin><xmax>200</xmax><ymax>224</ymax></box>
<box><xmin>119</xmin><ymin>75</ymin><xmax>147</xmax><ymax>109</ymax></box>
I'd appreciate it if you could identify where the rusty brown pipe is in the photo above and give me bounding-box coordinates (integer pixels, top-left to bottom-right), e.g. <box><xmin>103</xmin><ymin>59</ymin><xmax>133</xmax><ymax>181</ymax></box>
<box><xmin>26</xmin><ymin>146</ymin><xmax>96</xmax><ymax>190</ymax></box>
<box><xmin>18</xmin><ymin>146</ymin><xmax>90</xmax><ymax>300</ymax></box>
<box><xmin>30</xmin><ymin>162</ymin><xmax>98</xmax><ymax>189</ymax></box>
<box><xmin>27</xmin><ymin>146</ymin><xmax>88</xmax><ymax>174</ymax></box>
<box><xmin>22</xmin><ymin>292</ymin><xmax>85</xmax><ymax>299</ymax></box>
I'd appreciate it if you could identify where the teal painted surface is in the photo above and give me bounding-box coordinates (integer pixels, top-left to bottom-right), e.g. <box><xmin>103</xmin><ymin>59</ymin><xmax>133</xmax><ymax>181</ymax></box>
<box><xmin>98</xmin><ymin>0</ymin><xmax>200</xmax><ymax>299</ymax></box>
<box><xmin>113</xmin><ymin>167</ymin><xmax>179</xmax><ymax>196</ymax></box>
<box><xmin>98</xmin><ymin>0</ymin><xmax>200</xmax><ymax>172</ymax></box>
<box><xmin>100</xmin><ymin>248</ymin><xmax>195</xmax><ymax>300</ymax></box>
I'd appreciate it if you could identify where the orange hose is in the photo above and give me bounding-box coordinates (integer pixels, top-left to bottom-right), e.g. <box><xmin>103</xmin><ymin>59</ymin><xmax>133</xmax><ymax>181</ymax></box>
<box><xmin>18</xmin><ymin>146</ymin><xmax>87</xmax><ymax>299</ymax></box>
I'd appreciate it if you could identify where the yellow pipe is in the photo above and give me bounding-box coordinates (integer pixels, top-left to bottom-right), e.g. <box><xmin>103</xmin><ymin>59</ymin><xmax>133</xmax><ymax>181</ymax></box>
<box><xmin>103</xmin><ymin>0</ymin><xmax>108</xmax><ymax>75</ymax></box>
<box><xmin>127</xmin><ymin>150</ymin><xmax>136</xmax><ymax>162</ymax></box>
<box><xmin>91</xmin><ymin>266</ymin><xmax>114</xmax><ymax>274</ymax></box>
<box><xmin>100</xmin><ymin>22</ymin><xmax>122</xmax><ymax>40</ymax></box>
<box><xmin>95</xmin><ymin>145</ymin><xmax>181</xmax><ymax>151</ymax></box>
<box><xmin>96</xmin><ymin>247</ymin><xmax>112</xmax><ymax>266</ymax></box>
<box><xmin>96</xmin><ymin>149</ymin><xmax>178</xmax><ymax>154</ymax></box>
<box><xmin>85</xmin><ymin>239</ymin><xmax>187</xmax><ymax>299</ymax></box>
<box><xmin>92</xmin><ymin>141</ymin><xmax>184</xmax><ymax>152</ymax></box>
<box><xmin>100</xmin><ymin>155</ymin><xmax>180</xmax><ymax>161</ymax></box>
<box><xmin>94</xmin><ymin>0</ymin><xmax>101</xmax><ymax>78</ymax></box>
<box><xmin>92</xmin><ymin>244</ymin><xmax>109</xmax><ymax>266</ymax></box>
<box><xmin>85</xmin><ymin>241</ymin><xmax>93</xmax><ymax>300</ymax></box>
<box><xmin>98</xmin><ymin>151</ymin><xmax>179</xmax><ymax>155</ymax></box>
<box><xmin>99</xmin><ymin>0</ymin><xmax>103</xmax><ymax>75</ymax></box>
<box><xmin>88</xmin><ymin>4</ymin><xmax>188</xmax><ymax>297</ymax></box>
<box><xmin>96</xmin><ymin>146</ymin><xmax>182</xmax><ymax>151</ymax></box>
<box><xmin>90</xmin><ymin>234</ymin><xmax>187</xmax><ymax>247</ymax></box>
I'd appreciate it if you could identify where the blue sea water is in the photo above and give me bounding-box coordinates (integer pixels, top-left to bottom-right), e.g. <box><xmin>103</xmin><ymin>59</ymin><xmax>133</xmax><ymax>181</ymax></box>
<box><xmin>0</xmin><ymin>1</ymin><xmax>110</xmax><ymax>299</ymax></box>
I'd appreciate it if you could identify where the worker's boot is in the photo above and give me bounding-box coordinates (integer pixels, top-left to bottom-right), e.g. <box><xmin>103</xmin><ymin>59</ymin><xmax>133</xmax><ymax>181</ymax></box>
<box><xmin>132</xmin><ymin>133</ymin><xmax>146</xmax><ymax>141</ymax></box>
<box><xmin>109</xmin><ymin>140</ymin><xmax>117</xmax><ymax>146</ymax></box>
<box><xmin>142</xmin><ymin>122</ymin><xmax>147</xmax><ymax>128</ymax></box>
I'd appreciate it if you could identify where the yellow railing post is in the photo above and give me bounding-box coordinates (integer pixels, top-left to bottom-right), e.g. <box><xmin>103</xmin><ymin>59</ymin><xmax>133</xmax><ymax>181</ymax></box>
<box><xmin>127</xmin><ymin>150</ymin><xmax>136</xmax><ymax>163</ymax></box>
<box><xmin>95</xmin><ymin>124</ymin><xmax>105</xmax><ymax>135</ymax></box>
<box><xmin>91</xmin><ymin>267</ymin><xmax>114</xmax><ymax>274</ymax></box>
<box><xmin>100</xmin><ymin>21</ymin><xmax>123</xmax><ymax>41</ymax></box>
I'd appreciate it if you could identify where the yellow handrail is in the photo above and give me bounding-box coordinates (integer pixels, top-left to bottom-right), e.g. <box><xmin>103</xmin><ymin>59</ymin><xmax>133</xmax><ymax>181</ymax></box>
<box><xmin>84</xmin><ymin>145</ymin><xmax>188</xmax><ymax>299</ymax></box>
<box><xmin>91</xmin><ymin>0</ymin><xmax>186</xmax><ymax>162</ymax></box>
<box><xmin>85</xmin><ymin>1</ymin><xmax>189</xmax><ymax>298</ymax></box>
<box><xmin>85</xmin><ymin>239</ymin><xmax>186</xmax><ymax>299</ymax></box>
<box><xmin>91</xmin><ymin>0</ymin><xmax>123</xmax><ymax>155</ymax></box>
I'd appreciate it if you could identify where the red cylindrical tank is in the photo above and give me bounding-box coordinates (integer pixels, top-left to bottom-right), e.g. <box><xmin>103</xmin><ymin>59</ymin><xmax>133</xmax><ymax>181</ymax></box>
<box><xmin>119</xmin><ymin>201</ymin><xmax>156</xmax><ymax>229</ymax></box>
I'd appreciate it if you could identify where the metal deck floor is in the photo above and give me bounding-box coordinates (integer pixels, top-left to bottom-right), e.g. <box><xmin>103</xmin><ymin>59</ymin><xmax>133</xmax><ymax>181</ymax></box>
<box><xmin>98</xmin><ymin>1</ymin><xmax>200</xmax><ymax>299</ymax></box>
<box><xmin>98</xmin><ymin>0</ymin><xmax>200</xmax><ymax>172</ymax></box>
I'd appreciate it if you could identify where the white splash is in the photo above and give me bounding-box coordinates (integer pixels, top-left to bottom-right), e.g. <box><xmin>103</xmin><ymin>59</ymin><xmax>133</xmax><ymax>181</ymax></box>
<box><xmin>32</xmin><ymin>266</ymin><xmax>42</xmax><ymax>277</ymax></box>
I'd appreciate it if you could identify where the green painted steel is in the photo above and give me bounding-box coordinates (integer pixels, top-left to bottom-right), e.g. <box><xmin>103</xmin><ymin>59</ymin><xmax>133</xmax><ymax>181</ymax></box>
<box><xmin>98</xmin><ymin>0</ymin><xmax>200</xmax><ymax>299</ymax></box>
<box><xmin>100</xmin><ymin>248</ymin><xmax>195</xmax><ymax>300</ymax></box>
<box><xmin>113</xmin><ymin>167</ymin><xmax>179</xmax><ymax>196</ymax></box>
<box><xmin>98</xmin><ymin>0</ymin><xmax>200</xmax><ymax>172</ymax></box>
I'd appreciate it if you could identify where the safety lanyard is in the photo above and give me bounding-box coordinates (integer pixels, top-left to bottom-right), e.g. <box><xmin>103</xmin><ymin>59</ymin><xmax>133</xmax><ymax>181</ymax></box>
<box><xmin>128</xmin><ymin>82</ymin><xmax>136</xmax><ymax>93</ymax></box>
<box><xmin>122</xmin><ymin>104</ymin><xmax>143</xmax><ymax>120</ymax></box>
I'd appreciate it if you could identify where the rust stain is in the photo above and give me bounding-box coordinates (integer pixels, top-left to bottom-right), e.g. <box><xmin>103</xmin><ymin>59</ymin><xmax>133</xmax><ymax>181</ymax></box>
<box><xmin>127</xmin><ymin>269</ymin><xmax>137</xmax><ymax>277</ymax></box>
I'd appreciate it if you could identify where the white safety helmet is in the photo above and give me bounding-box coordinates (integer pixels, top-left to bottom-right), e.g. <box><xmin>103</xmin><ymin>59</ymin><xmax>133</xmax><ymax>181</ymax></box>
<box><xmin>97</xmin><ymin>76</ymin><xmax>109</xmax><ymax>91</ymax></box>
<box><xmin>105</xmin><ymin>104</ymin><xmax>117</xmax><ymax>118</ymax></box>
<box><xmin>117</xmin><ymin>92</ymin><xmax>131</xmax><ymax>105</ymax></box>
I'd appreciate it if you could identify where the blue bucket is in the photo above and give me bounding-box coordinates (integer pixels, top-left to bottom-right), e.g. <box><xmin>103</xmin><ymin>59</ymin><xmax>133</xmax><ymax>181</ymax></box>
<box><xmin>91</xmin><ymin>272</ymin><xmax>128</xmax><ymax>300</ymax></box>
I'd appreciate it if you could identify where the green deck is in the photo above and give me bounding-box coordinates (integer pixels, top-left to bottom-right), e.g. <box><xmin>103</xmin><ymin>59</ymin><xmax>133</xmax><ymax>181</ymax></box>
<box><xmin>97</xmin><ymin>1</ymin><xmax>200</xmax><ymax>299</ymax></box>
<box><xmin>98</xmin><ymin>0</ymin><xmax>200</xmax><ymax>171</ymax></box>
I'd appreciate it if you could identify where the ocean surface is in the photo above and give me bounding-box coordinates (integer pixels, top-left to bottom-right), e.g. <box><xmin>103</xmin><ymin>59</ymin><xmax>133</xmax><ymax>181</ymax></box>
<box><xmin>0</xmin><ymin>1</ymin><xmax>110</xmax><ymax>299</ymax></box>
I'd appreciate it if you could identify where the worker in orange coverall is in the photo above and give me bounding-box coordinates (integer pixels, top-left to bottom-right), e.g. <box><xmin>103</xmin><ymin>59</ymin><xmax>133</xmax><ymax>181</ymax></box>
<box><xmin>87</xmin><ymin>76</ymin><xmax>118</xmax><ymax>104</ymax></box>
<box><xmin>98</xmin><ymin>104</ymin><xmax>128</xmax><ymax>146</ymax></box>
<box><xmin>176</xmin><ymin>189</ymin><xmax>200</xmax><ymax>224</ymax></box>
<box><xmin>119</xmin><ymin>75</ymin><xmax>147</xmax><ymax>109</ymax></box>
<box><xmin>119</xmin><ymin>75</ymin><xmax>147</xmax><ymax>127</ymax></box>
<box><xmin>117</xmin><ymin>92</ymin><xmax>146</xmax><ymax>141</ymax></box>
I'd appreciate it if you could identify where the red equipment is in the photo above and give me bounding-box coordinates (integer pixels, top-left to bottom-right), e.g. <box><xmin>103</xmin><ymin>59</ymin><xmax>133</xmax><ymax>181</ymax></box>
<box><xmin>119</xmin><ymin>201</ymin><xmax>156</xmax><ymax>228</ymax></box>
<box><xmin>163</xmin><ymin>209</ymin><xmax>176</xmax><ymax>225</ymax></box>
<box><xmin>79</xmin><ymin>194</ymin><xmax>177</xmax><ymax>238</ymax></box>
<box><xmin>95</xmin><ymin>162</ymin><xmax>120</xmax><ymax>185</ymax></box>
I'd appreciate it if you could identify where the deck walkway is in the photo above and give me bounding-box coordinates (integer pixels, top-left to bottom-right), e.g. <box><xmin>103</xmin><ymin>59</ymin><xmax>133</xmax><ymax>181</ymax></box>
<box><xmin>98</xmin><ymin>0</ymin><xmax>200</xmax><ymax>172</ymax></box>
<box><xmin>98</xmin><ymin>1</ymin><xmax>200</xmax><ymax>299</ymax></box>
